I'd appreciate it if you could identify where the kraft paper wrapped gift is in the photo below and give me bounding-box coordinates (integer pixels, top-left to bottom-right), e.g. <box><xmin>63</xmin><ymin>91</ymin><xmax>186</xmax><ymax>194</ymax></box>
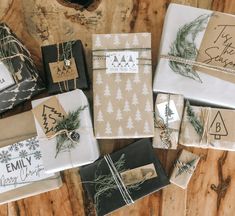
<box><xmin>80</xmin><ymin>139</ymin><xmax>169</xmax><ymax>216</ymax></box>
<box><xmin>0</xmin><ymin>23</ymin><xmax>44</xmax><ymax>114</ymax></box>
<box><xmin>153</xmin><ymin>93</ymin><xmax>184</xmax><ymax>149</ymax></box>
<box><xmin>41</xmin><ymin>40</ymin><xmax>89</xmax><ymax>94</ymax></box>
<box><xmin>153</xmin><ymin>3</ymin><xmax>235</xmax><ymax>108</ymax></box>
<box><xmin>0</xmin><ymin>111</ymin><xmax>62</xmax><ymax>204</ymax></box>
<box><xmin>170</xmin><ymin>150</ymin><xmax>200</xmax><ymax>189</ymax></box>
<box><xmin>92</xmin><ymin>33</ymin><xmax>154</xmax><ymax>138</ymax></box>
<box><xmin>179</xmin><ymin>102</ymin><xmax>235</xmax><ymax>151</ymax></box>
<box><xmin>32</xmin><ymin>89</ymin><xmax>100</xmax><ymax>173</ymax></box>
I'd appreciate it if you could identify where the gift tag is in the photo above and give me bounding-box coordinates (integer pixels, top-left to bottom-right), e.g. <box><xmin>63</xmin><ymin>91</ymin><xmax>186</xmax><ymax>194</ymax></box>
<box><xmin>106</xmin><ymin>51</ymin><xmax>139</xmax><ymax>74</ymax></box>
<box><xmin>32</xmin><ymin>97</ymin><xmax>66</xmax><ymax>137</ymax></box>
<box><xmin>0</xmin><ymin>137</ymin><xmax>54</xmax><ymax>194</ymax></box>
<box><xmin>49</xmin><ymin>58</ymin><xmax>79</xmax><ymax>83</ymax></box>
<box><xmin>0</xmin><ymin>62</ymin><xmax>15</xmax><ymax>91</ymax></box>
<box><xmin>157</xmin><ymin>100</ymin><xmax>180</xmax><ymax>123</ymax></box>
<box><xmin>120</xmin><ymin>163</ymin><xmax>157</xmax><ymax>186</ymax></box>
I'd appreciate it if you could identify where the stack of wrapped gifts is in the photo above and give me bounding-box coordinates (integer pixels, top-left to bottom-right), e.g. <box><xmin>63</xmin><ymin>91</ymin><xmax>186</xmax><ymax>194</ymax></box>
<box><xmin>1</xmin><ymin>2</ymin><xmax>235</xmax><ymax>215</ymax></box>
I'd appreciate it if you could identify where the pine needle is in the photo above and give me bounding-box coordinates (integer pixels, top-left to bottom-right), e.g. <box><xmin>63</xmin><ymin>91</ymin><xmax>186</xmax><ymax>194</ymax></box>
<box><xmin>168</xmin><ymin>14</ymin><xmax>210</xmax><ymax>82</ymax></box>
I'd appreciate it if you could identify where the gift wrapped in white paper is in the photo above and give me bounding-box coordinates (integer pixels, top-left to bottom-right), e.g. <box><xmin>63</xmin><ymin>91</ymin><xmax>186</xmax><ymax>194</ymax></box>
<box><xmin>0</xmin><ymin>111</ymin><xmax>62</xmax><ymax>204</ymax></box>
<box><xmin>32</xmin><ymin>89</ymin><xmax>100</xmax><ymax>173</ymax></box>
<box><xmin>153</xmin><ymin>3</ymin><xmax>235</xmax><ymax>108</ymax></box>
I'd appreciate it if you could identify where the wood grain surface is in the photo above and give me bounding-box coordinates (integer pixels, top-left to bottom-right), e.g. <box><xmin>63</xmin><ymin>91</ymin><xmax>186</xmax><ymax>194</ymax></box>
<box><xmin>0</xmin><ymin>0</ymin><xmax>235</xmax><ymax>215</ymax></box>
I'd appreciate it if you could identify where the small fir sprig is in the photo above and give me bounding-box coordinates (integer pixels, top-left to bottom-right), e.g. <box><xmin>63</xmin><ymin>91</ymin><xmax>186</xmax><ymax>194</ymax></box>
<box><xmin>175</xmin><ymin>158</ymin><xmax>196</xmax><ymax>178</ymax></box>
<box><xmin>94</xmin><ymin>154</ymin><xmax>143</xmax><ymax>214</ymax></box>
<box><xmin>186</xmin><ymin>100</ymin><xmax>204</xmax><ymax>137</ymax></box>
<box><xmin>168</xmin><ymin>14</ymin><xmax>210</xmax><ymax>82</ymax></box>
<box><xmin>54</xmin><ymin>105</ymin><xmax>88</xmax><ymax>158</ymax></box>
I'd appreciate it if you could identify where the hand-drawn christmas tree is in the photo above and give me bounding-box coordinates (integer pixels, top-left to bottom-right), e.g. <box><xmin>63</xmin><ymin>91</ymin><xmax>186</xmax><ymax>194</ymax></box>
<box><xmin>209</xmin><ymin>111</ymin><xmax>228</xmax><ymax>140</ymax></box>
<box><xmin>42</xmin><ymin>105</ymin><xmax>64</xmax><ymax>134</ymax></box>
<box><xmin>165</xmin><ymin>104</ymin><xmax>174</xmax><ymax>118</ymax></box>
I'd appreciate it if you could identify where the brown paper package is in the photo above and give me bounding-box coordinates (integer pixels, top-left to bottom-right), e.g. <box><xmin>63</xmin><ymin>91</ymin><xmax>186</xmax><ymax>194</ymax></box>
<box><xmin>170</xmin><ymin>150</ymin><xmax>200</xmax><ymax>189</ymax></box>
<box><xmin>179</xmin><ymin>105</ymin><xmax>235</xmax><ymax>151</ymax></box>
<box><xmin>0</xmin><ymin>111</ymin><xmax>62</xmax><ymax>205</ymax></box>
<box><xmin>153</xmin><ymin>94</ymin><xmax>184</xmax><ymax>149</ymax></box>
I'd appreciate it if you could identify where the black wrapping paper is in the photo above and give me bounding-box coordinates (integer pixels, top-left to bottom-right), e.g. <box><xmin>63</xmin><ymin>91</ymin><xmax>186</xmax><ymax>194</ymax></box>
<box><xmin>41</xmin><ymin>40</ymin><xmax>89</xmax><ymax>94</ymax></box>
<box><xmin>0</xmin><ymin>23</ymin><xmax>45</xmax><ymax>114</ymax></box>
<box><xmin>80</xmin><ymin>139</ymin><xmax>169</xmax><ymax>216</ymax></box>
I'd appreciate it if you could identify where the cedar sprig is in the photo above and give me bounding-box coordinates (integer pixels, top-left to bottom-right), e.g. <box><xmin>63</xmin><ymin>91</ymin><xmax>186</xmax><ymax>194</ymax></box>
<box><xmin>54</xmin><ymin>105</ymin><xmax>88</xmax><ymax>158</ymax></box>
<box><xmin>175</xmin><ymin>158</ymin><xmax>196</xmax><ymax>178</ymax></box>
<box><xmin>168</xmin><ymin>14</ymin><xmax>210</xmax><ymax>82</ymax></box>
<box><xmin>186</xmin><ymin>100</ymin><xmax>203</xmax><ymax>137</ymax></box>
<box><xmin>93</xmin><ymin>154</ymin><xmax>142</xmax><ymax>214</ymax></box>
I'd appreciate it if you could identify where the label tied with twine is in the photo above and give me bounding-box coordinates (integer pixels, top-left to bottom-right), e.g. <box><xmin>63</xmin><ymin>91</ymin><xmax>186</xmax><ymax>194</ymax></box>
<box><xmin>33</xmin><ymin>96</ymin><xmax>88</xmax><ymax>158</ymax></box>
<box><xmin>162</xmin><ymin>12</ymin><xmax>235</xmax><ymax>84</ymax></box>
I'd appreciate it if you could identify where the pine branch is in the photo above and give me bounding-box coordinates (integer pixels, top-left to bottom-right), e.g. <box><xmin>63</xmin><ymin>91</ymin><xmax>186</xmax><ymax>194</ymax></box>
<box><xmin>54</xmin><ymin>105</ymin><xmax>88</xmax><ymax>158</ymax></box>
<box><xmin>168</xmin><ymin>14</ymin><xmax>210</xmax><ymax>82</ymax></box>
<box><xmin>186</xmin><ymin>100</ymin><xmax>204</xmax><ymax>137</ymax></box>
<box><xmin>175</xmin><ymin>158</ymin><xmax>196</xmax><ymax>178</ymax></box>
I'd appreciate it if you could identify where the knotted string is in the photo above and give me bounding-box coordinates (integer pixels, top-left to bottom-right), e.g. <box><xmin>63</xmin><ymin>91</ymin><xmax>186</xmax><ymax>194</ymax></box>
<box><xmin>104</xmin><ymin>154</ymin><xmax>134</xmax><ymax>205</ymax></box>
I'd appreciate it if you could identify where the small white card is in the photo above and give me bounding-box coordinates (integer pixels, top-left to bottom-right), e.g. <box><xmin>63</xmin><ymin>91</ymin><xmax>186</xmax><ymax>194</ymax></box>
<box><xmin>157</xmin><ymin>100</ymin><xmax>180</xmax><ymax>123</ymax></box>
<box><xmin>0</xmin><ymin>62</ymin><xmax>15</xmax><ymax>91</ymax></box>
<box><xmin>0</xmin><ymin>137</ymin><xmax>54</xmax><ymax>194</ymax></box>
<box><xmin>106</xmin><ymin>51</ymin><xmax>139</xmax><ymax>74</ymax></box>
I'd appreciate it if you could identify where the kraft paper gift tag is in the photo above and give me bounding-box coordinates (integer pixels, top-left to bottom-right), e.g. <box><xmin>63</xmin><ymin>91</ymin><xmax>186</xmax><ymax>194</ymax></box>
<box><xmin>32</xmin><ymin>89</ymin><xmax>100</xmax><ymax>173</ymax></box>
<box><xmin>93</xmin><ymin>33</ymin><xmax>154</xmax><ymax>139</ymax></box>
<box><xmin>153</xmin><ymin>93</ymin><xmax>184</xmax><ymax>149</ymax></box>
<box><xmin>0</xmin><ymin>111</ymin><xmax>62</xmax><ymax>204</ymax></box>
<box><xmin>179</xmin><ymin>103</ymin><xmax>235</xmax><ymax>151</ymax></box>
<box><xmin>170</xmin><ymin>150</ymin><xmax>200</xmax><ymax>189</ymax></box>
<box><xmin>153</xmin><ymin>3</ymin><xmax>235</xmax><ymax>108</ymax></box>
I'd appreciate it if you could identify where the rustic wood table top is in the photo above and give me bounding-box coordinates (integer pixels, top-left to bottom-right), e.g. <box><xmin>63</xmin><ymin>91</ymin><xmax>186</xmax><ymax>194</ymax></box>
<box><xmin>0</xmin><ymin>0</ymin><xmax>235</xmax><ymax>215</ymax></box>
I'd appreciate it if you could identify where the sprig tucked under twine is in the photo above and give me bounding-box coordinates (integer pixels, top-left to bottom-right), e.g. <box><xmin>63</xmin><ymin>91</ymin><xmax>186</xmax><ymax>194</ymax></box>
<box><xmin>91</xmin><ymin>154</ymin><xmax>144</xmax><ymax>214</ymax></box>
<box><xmin>0</xmin><ymin>24</ymin><xmax>34</xmax><ymax>81</ymax></box>
<box><xmin>167</xmin><ymin>14</ymin><xmax>210</xmax><ymax>83</ymax></box>
<box><xmin>49</xmin><ymin>105</ymin><xmax>88</xmax><ymax>158</ymax></box>
<box><xmin>186</xmin><ymin>100</ymin><xmax>204</xmax><ymax>137</ymax></box>
<box><xmin>174</xmin><ymin>158</ymin><xmax>197</xmax><ymax>178</ymax></box>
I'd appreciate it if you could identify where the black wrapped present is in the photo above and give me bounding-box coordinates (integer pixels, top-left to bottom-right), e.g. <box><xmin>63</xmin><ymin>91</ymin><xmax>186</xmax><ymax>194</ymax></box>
<box><xmin>0</xmin><ymin>23</ymin><xmax>45</xmax><ymax>113</ymax></box>
<box><xmin>80</xmin><ymin>139</ymin><xmax>169</xmax><ymax>215</ymax></box>
<box><xmin>41</xmin><ymin>40</ymin><xmax>89</xmax><ymax>94</ymax></box>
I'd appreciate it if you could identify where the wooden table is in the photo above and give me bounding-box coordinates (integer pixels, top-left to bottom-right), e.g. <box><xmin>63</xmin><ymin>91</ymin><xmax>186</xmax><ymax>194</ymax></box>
<box><xmin>0</xmin><ymin>0</ymin><xmax>235</xmax><ymax>215</ymax></box>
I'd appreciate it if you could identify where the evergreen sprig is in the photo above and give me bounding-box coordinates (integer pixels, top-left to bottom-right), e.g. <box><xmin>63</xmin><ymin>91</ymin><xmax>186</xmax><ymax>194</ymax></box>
<box><xmin>175</xmin><ymin>158</ymin><xmax>196</xmax><ymax>178</ymax></box>
<box><xmin>168</xmin><ymin>14</ymin><xmax>210</xmax><ymax>82</ymax></box>
<box><xmin>94</xmin><ymin>154</ymin><xmax>142</xmax><ymax>214</ymax></box>
<box><xmin>54</xmin><ymin>105</ymin><xmax>88</xmax><ymax>158</ymax></box>
<box><xmin>186</xmin><ymin>100</ymin><xmax>204</xmax><ymax>137</ymax></box>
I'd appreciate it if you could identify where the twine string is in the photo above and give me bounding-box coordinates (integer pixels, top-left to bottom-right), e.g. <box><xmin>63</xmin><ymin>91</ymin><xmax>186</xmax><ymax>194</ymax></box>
<box><xmin>104</xmin><ymin>154</ymin><xmax>134</xmax><ymax>205</ymax></box>
<box><xmin>160</xmin><ymin>54</ymin><xmax>235</xmax><ymax>76</ymax></box>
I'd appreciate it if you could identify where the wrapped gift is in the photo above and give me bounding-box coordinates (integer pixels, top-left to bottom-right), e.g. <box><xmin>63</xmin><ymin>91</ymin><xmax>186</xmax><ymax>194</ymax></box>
<box><xmin>0</xmin><ymin>111</ymin><xmax>62</xmax><ymax>204</ymax></box>
<box><xmin>92</xmin><ymin>33</ymin><xmax>154</xmax><ymax>138</ymax></box>
<box><xmin>0</xmin><ymin>23</ymin><xmax>44</xmax><ymax>113</ymax></box>
<box><xmin>32</xmin><ymin>89</ymin><xmax>100</xmax><ymax>173</ymax></box>
<box><xmin>80</xmin><ymin>139</ymin><xmax>169</xmax><ymax>216</ymax></box>
<box><xmin>179</xmin><ymin>102</ymin><xmax>235</xmax><ymax>151</ymax></box>
<box><xmin>153</xmin><ymin>93</ymin><xmax>184</xmax><ymax>149</ymax></box>
<box><xmin>170</xmin><ymin>150</ymin><xmax>200</xmax><ymax>189</ymax></box>
<box><xmin>41</xmin><ymin>40</ymin><xmax>89</xmax><ymax>94</ymax></box>
<box><xmin>153</xmin><ymin>3</ymin><xmax>235</xmax><ymax>108</ymax></box>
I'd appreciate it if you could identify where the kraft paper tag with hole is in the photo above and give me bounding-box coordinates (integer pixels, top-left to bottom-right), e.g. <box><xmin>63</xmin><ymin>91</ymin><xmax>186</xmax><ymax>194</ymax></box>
<box><xmin>32</xmin><ymin>97</ymin><xmax>66</xmax><ymax>137</ymax></box>
<box><xmin>196</xmin><ymin>12</ymin><xmax>235</xmax><ymax>83</ymax></box>
<box><xmin>120</xmin><ymin>163</ymin><xmax>157</xmax><ymax>186</ymax></box>
<box><xmin>49</xmin><ymin>58</ymin><xmax>78</xmax><ymax>83</ymax></box>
